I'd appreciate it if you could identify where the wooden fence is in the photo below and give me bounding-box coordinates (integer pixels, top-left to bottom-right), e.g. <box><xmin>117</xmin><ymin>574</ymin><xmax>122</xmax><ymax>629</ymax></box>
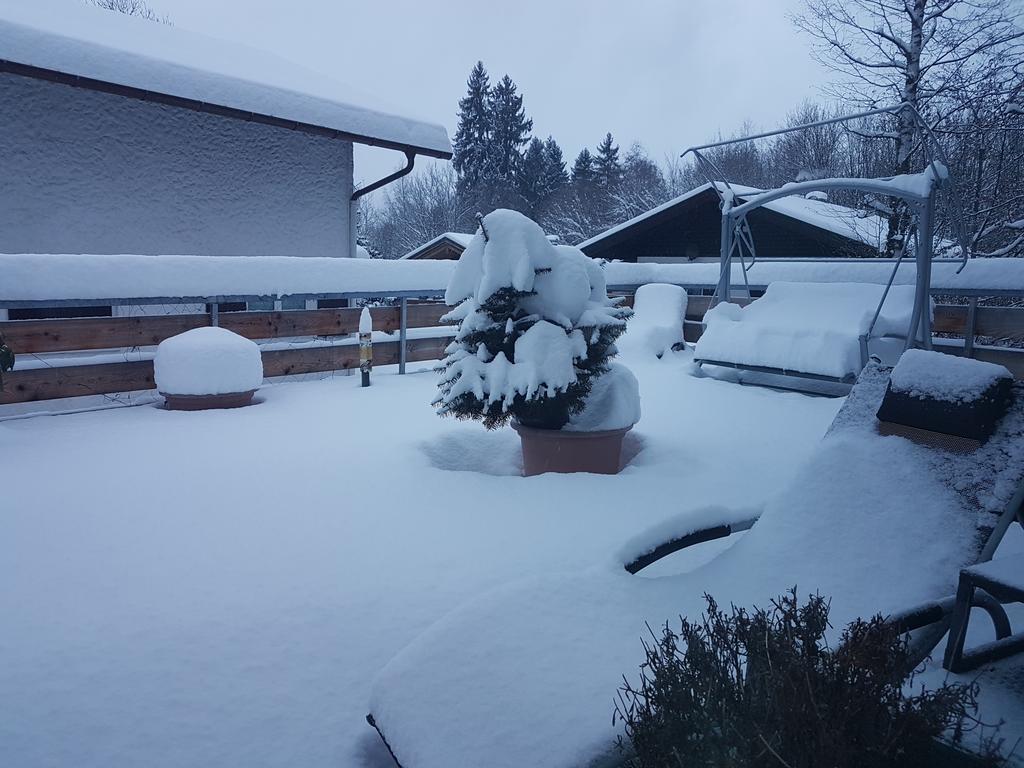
<box><xmin>2</xmin><ymin>295</ymin><xmax>1023</xmax><ymax>405</ymax></box>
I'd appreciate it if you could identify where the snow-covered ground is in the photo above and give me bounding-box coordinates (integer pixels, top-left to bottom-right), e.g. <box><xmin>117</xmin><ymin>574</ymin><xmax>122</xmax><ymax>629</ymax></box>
<box><xmin>1</xmin><ymin>352</ymin><xmax>1020</xmax><ymax>766</ymax></box>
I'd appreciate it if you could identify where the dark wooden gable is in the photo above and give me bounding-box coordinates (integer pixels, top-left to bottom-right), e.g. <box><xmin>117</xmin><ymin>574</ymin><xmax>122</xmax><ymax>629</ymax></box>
<box><xmin>580</xmin><ymin>187</ymin><xmax>879</xmax><ymax>262</ymax></box>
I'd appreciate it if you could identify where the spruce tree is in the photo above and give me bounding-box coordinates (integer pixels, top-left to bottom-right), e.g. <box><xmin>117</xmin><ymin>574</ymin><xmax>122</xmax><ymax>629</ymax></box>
<box><xmin>571</xmin><ymin>148</ymin><xmax>597</xmax><ymax>185</ymax></box>
<box><xmin>518</xmin><ymin>137</ymin><xmax>548</xmax><ymax>209</ymax></box>
<box><xmin>452</xmin><ymin>61</ymin><xmax>493</xmax><ymax>190</ymax></box>
<box><xmin>488</xmin><ymin>75</ymin><xmax>533</xmax><ymax>182</ymax></box>
<box><xmin>541</xmin><ymin>136</ymin><xmax>569</xmax><ymax>197</ymax></box>
<box><xmin>594</xmin><ymin>132</ymin><xmax>622</xmax><ymax>189</ymax></box>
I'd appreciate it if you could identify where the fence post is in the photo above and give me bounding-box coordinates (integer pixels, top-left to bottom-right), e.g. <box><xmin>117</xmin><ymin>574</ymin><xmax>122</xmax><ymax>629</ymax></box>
<box><xmin>964</xmin><ymin>297</ymin><xmax>977</xmax><ymax>359</ymax></box>
<box><xmin>399</xmin><ymin>298</ymin><xmax>408</xmax><ymax>375</ymax></box>
<box><xmin>359</xmin><ymin>307</ymin><xmax>372</xmax><ymax>387</ymax></box>
<box><xmin>210</xmin><ymin>302</ymin><xmax>219</xmax><ymax>327</ymax></box>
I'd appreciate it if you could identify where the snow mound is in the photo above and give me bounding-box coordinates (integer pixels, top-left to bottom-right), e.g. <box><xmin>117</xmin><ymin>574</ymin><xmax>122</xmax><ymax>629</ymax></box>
<box><xmin>154</xmin><ymin>327</ymin><xmax>263</xmax><ymax>395</ymax></box>
<box><xmin>368</xmin><ymin>434</ymin><xmax>975</xmax><ymax>768</ymax></box>
<box><xmin>616</xmin><ymin>283</ymin><xmax>688</xmax><ymax>359</ymax></box>
<box><xmin>694</xmin><ymin>282</ymin><xmax>920</xmax><ymax>379</ymax></box>
<box><xmin>565</xmin><ymin>363</ymin><xmax>641</xmax><ymax>432</ymax></box>
<box><xmin>890</xmin><ymin>349</ymin><xmax>1012</xmax><ymax>403</ymax></box>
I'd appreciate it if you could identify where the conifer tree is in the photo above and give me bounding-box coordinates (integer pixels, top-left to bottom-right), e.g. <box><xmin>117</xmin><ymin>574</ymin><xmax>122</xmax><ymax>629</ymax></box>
<box><xmin>571</xmin><ymin>148</ymin><xmax>597</xmax><ymax>185</ymax></box>
<box><xmin>452</xmin><ymin>61</ymin><xmax>493</xmax><ymax>190</ymax></box>
<box><xmin>488</xmin><ymin>75</ymin><xmax>533</xmax><ymax>182</ymax></box>
<box><xmin>594</xmin><ymin>132</ymin><xmax>622</xmax><ymax>189</ymax></box>
<box><xmin>518</xmin><ymin>137</ymin><xmax>548</xmax><ymax>209</ymax></box>
<box><xmin>541</xmin><ymin>136</ymin><xmax>569</xmax><ymax>197</ymax></box>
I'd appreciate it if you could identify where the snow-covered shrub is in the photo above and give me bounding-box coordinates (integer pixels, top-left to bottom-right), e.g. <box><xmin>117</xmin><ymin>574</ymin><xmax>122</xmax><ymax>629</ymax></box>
<box><xmin>154</xmin><ymin>326</ymin><xmax>263</xmax><ymax>395</ymax></box>
<box><xmin>615</xmin><ymin>591</ymin><xmax>1003</xmax><ymax>768</ymax></box>
<box><xmin>434</xmin><ymin>209</ymin><xmax>632</xmax><ymax>430</ymax></box>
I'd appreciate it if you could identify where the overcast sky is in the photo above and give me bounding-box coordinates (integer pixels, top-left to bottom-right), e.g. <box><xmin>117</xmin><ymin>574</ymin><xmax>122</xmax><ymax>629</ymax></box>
<box><xmin>161</xmin><ymin>0</ymin><xmax>831</xmax><ymax>190</ymax></box>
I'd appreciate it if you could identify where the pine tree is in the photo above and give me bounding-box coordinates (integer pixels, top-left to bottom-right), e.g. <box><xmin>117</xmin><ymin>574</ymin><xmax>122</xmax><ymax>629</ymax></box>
<box><xmin>571</xmin><ymin>148</ymin><xmax>597</xmax><ymax>185</ymax></box>
<box><xmin>488</xmin><ymin>75</ymin><xmax>533</xmax><ymax>182</ymax></box>
<box><xmin>541</xmin><ymin>136</ymin><xmax>569</xmax><ymax>197</ymax></box>
<box><xmin>518</xmin><ymin>137</ymin><xmax>548</xmax><ymax>209</ymax></box>
<box><xmin>452</xmin><ymin>62</ymin><xmax>493</xmax><ymax>190</ymax></box>
<box><xmin>594</xmin><ymin>132</ymin><xmax>622</xmax><ymax>189</ymax></box>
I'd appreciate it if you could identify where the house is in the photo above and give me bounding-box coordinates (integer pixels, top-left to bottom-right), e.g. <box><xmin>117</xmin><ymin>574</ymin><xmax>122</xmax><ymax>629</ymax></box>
<box><xmin>400</xmin><ymin>233</ymin><xmax>475</xmax><ymax>260</ymax></box>
<box><xmin>0</xmin><ymin>1</ymin><xmax>451</xmax><ymax>262</ymax></box>
<box><xmin>579</xmin><ymin>183</ymin><xmax>884</xmax><ymax>263</ymax></box>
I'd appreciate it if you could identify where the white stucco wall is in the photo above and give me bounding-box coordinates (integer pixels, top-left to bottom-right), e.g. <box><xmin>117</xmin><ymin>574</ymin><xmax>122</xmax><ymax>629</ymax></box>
<box><xmin>0</xmin><ymin>72</ymin><xmax>353</xmax><ymax>257</ymax></box>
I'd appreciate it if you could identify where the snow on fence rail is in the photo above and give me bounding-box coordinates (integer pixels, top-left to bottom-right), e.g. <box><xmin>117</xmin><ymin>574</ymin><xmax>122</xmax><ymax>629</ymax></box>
<box><xmin>3</xmin><ymin>254</ymin><xmax>1024</xmax><ymax>307</ymax></box>
<box><xmin>3</xmin><ymin>291</ymin><xmax>1024</xmax><ymax>405</ymax></box>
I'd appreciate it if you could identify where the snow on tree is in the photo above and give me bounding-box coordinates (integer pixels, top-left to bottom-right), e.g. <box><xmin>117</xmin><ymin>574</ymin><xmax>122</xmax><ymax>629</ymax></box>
<box><xmin>434</xmin><ymin>209</ymin><xmax>631</xmax><ymax>430</ymax></box>
<box><xmin>541</xmin><ymin>136</ymin><xmax>569</xmax><ymax>195</ymax></box>
<box><xmin>594</xmin><ymin>132</ymin><xmax>623</xmax><ymax>189</ymax></box>
<box><xmin>488</xmin><ymin>75</ymin><xmax>533</xmax><ymax>183</ymax></box>
<box><xmin>571</xmin><ymin>148</ymin><xmax>597</xmax><ymax>185</ymax></box>
<box><xmin>452</xmin><ymin>61</ymin><xmax>494</xmax><ymax>192</ymax></box>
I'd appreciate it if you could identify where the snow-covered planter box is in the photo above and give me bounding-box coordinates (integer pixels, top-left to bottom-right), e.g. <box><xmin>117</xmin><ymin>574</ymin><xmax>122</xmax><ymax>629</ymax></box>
<box><xmin>876</xmin><ymin>349</ymin><xmax>1013</xmax><ymax>443</ymax></box>
<box><xmin>154</xmin><ymin>327</ymin><xmax>263</xmax><ymax>411</ymax></box>
<box><xmin>434</xmin><ymin>209</ymin><xmax>639</xmax><ymax>475</ymax></box>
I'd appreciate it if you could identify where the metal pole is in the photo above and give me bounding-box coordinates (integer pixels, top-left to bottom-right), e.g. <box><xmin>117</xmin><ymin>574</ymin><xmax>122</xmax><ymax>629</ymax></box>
<box><xmin>715</xmin><ymin>206</ymin><xmax>733</xmax><ymax>306</ymax></box>
<box><xmin>359</xmin><ymin>307</ymin><xmax>372</xmax><ymax>387</ymax></box>
<box><xmin>917</xmin><ymin>194</ymin><xmax>935</xmax><ymax>349</ymax></box>
<box><xmin>964</xmin><ymin>297</ymin><xmax>977</xmax><ymax>358</ymax></box>
<box><xmin>399</xmin><ymin>297</ymin><xmax>408</xmax><ymax>375</ymax></box>
<box><xmin>210</xmin><ymin>302</ymin><xmax>219</xmax><ymax>327</ymax></box>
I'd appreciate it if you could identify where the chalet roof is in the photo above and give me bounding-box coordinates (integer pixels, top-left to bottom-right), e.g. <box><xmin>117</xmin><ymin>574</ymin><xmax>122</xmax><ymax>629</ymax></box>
<box><xmin>0</xmin><ymin>0</ymin><xmax>452</xmax><ymax>158</ymax></box>
<box><xmin>400</xmin><ymin>232</ymin><xmax>475</xmax><ymax>260</ymax></box>
<box><xmin>579</xmin><ymin>182</ymin><xmax>885</xmax><ymax>253</ymax></box>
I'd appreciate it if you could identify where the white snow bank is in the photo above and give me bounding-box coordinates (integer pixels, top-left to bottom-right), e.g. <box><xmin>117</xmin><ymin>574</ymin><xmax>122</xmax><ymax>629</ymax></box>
<box><xmin>565</xmin><ymin>363</ymin><xmax>641</xmax><ymax>432</ymax></box>
<box><xmin>890</xmin><ymin>349</ymin><xmax>1011</xmax><ymax>403</ymax></box>
<box><xmin>0</xmin><ymin>253</ymin><xmax>455</xmax><ymax>301</ymax></box>
<box><xmin>3</xmin><ymin>254</ymin><xmax>1023</xmax><ymax>304</ymax></box>
<box><xmin>694</xmin><ymin>282</ymin><xmax>920</xmax><ymax>378</ymax></box>
<box><xmin>615</xmin><ymin>283</ymin><xmax>687</xmax><ymax>359</ymax></box>
<box><xmin>600</xmin><ymin>258</ymin><xmax>1024</xmax><ymax>293</ymax></box>
<box><xmin>369</xmin><ymin>433</ymin><xmax>976</xmax><ymax>768</ymax></box>
<box><xmin>154</xmin><ymin>327</ymin><xmax>263</xmax><ymax>395</ymax></box>
<box><xmin>0</xmin><ymin>0</ymin><xmax>450</xmax><ymax>155</ymax></box>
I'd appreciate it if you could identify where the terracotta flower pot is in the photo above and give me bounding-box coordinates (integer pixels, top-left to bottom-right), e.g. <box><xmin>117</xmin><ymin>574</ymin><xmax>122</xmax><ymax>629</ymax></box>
<box><xmin>162</xmin><ymin>390</ymin><xmax>256</xmax><ymax>411</ymax></box>
<box><xmin>512</xmin><ymin>422</ymin><xmax>632</xmax><ymax>476</ymax></box>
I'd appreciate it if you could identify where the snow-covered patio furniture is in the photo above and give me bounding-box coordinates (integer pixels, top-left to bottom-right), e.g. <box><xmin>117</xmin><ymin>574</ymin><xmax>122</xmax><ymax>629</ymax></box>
<box><xmin>693</xmin><ymin>281</ymin><xmax>919</xmax><ymax>384</ymax></box>
<box><xmin>367</xmin><ymin>361</ymin><xmax>1024</xmax><ymax>768</ymax></box>
<box><xmin>614</xmin><ymin>283</ymin><xmax>688</xmax><ymax>360</ymax></box>
<box><xmin>943</xmin><ymin>554</ymin><xmax>1024</xmax><ymax>673</ymax></box>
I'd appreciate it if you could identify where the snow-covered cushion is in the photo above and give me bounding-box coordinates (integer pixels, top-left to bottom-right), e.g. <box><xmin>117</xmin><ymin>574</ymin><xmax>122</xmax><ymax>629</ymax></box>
<box><xmin>694</xmin><ymin>282</ymin><xmax>921</xmax><ymax>379</ymax></box>
<box><xmin>615</xmin><ymin>283</ymin><xmax>688</xmax><ymax>359</ymax></box>
<box><xmin>154</xmin><ymin>326</ymin><xmax>263</xmax><ymax>396</ymax></box>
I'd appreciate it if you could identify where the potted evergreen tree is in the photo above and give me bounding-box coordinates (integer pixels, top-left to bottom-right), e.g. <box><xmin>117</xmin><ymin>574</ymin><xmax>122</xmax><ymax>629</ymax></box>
<box><xmin>434</xmin><ymin>209</ymin><xmax>640</xmax><ymax>475</ymax></box>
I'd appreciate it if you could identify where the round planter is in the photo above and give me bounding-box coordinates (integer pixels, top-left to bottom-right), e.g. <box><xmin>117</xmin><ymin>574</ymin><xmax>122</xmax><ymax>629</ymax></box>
<box><xmin>512</xmin><ymin>422</ymin><xmax>632</xmax><ymax>476</ymax></box>
<box><xmin>161</xmin><ymin>390</ymin><xmax>256</xmax><ymax>411</ymax></box>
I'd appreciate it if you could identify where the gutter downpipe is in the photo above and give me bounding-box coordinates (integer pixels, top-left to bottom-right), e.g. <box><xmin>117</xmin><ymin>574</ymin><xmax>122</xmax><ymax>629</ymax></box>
<box><xmin>349</xmin><ymin>151</ymin><xmax>417</xmax><ymax>257</ymax></box>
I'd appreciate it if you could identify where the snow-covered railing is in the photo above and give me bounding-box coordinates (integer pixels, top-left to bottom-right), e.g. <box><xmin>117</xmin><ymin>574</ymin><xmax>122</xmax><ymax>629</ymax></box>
<box><xmin>2</xmin><ymin>254</ymin><xmax>1024</xmax><ymax>310</ymax></box>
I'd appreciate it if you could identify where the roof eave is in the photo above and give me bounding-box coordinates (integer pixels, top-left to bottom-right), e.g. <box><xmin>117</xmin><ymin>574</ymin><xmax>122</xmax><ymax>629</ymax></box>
<box><xmin>0</xmin><ymin>58</ymin><xmax>453</xmax><ymax>160</ymax></box>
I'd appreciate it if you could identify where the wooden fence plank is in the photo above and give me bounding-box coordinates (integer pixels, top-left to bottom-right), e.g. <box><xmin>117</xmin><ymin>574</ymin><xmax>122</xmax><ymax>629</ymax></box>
<box><xmin>931</xmin><ymin>340</ymin><xmax>1024</xmax><ymax>378</ymax></box>
<box><xmin>1</xmin><ymin>314</ymin><xmax>210</xmax><ymax>354</ymax></box>
<box><xmin>0</xmin><ymin>304</ymin><xmax>452</xmax><ymax>354</ymax></box>
<box><xmin>1</xmin><ymin>360</ymin><xmax>155</xmax><ymax>404</ymax></box>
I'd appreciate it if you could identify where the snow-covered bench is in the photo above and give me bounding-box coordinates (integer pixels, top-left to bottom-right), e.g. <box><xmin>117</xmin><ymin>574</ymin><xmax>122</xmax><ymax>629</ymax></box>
<box><xmin>693</xmin><ymin>281</ymin><xmax>921</xmax><ymax>383</ymax></box>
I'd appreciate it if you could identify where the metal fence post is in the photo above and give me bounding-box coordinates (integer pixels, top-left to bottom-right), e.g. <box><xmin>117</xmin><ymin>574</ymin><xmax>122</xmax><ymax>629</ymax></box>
<box><xmin>964</xmin><ymin>297</ymin><xmax>977</xmax><ymax>358</ymax></box>
<box><xmin>210</xmin><ymin>302</ymin><xmax>219</xmax><ymax>327</ymax></box>
<box><xmin>399</xmin><ymin>298</ymin><xmax>408</xmax><ymax>375</ymax></box>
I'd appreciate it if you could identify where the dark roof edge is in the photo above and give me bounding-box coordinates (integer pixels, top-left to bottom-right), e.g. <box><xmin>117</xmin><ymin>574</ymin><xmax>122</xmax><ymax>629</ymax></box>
<box><xmin>0</xmin><ymin>59</ymin><xmax>453</xmax><ymax>160</ymax></box>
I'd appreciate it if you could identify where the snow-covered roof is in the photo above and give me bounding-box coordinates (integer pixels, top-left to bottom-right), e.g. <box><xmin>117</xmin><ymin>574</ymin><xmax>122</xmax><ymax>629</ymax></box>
<box><xmin>579</xmin><ymin>182</ymin><xmax>885</xmax><ymax>252</ymax></box>
<box><xmin>0</xmin><ymin>0</ymin><xmax>451</xmax><ymax>157</ymax></box>
<box><xmin>400</xmin><ymin>232</ymin><xmax>475</xmax><ymax>260</ymax></box>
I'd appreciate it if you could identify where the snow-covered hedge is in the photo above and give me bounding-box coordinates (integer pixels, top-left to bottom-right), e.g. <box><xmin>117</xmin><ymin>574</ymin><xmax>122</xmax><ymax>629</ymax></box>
<box><xmin>434</xmin><ymin>210</ymin><xmax>633</xmax><ymax>430</ymax></box>
<box><xmin>154</xmin><ymin>327</ymin><xmax>264</xmax><ymax>395</ymax></box>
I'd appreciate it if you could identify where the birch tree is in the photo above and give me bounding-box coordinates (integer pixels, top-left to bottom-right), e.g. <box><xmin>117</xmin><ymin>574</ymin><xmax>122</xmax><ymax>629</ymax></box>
<box><xmin>796</xmin><ymin>0</ymin><xmax>1022</xmax><ymax>254</ymax></box>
